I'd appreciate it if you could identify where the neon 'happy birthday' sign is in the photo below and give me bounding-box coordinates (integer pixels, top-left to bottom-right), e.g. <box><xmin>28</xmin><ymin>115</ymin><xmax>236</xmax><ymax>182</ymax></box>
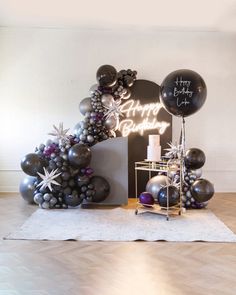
<box><xmin>118</xmin><ymin>99</ymin><xmax>170</xmax><ymax>137</ymax></box>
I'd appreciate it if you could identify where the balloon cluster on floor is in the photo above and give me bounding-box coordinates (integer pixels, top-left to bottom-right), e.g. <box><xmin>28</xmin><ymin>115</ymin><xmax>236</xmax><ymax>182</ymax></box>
<box><xmin>139</xmin><ymin>69</ymin><xmax>215</xmax><ymax>209</ymax></box>
<box><xmin>20</xmin><ymin>65</ymin><xmax>137</xmax><ymax>209</ymax></box>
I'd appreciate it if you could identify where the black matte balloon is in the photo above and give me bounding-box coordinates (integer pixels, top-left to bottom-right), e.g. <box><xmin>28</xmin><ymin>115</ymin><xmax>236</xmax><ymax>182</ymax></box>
<box><xmin>19</xmin><ymin>176</ymin><xmax>37</xmax><ymax>204</ymax></box>
<box><xmin>184</xmin><ymin>148</ymin><xmax>206</xmax><ymax>170</ymax></box>
<box><xmin>21</xmin><ymin>153</ymin><xmax>44</xmax><ymax>176</ymax></box>
<box><xmin>68</xmin><ymin>144</ymin><xmax>92</xmax><ymax>168</ymax></box>
<box><xmin>160</xmin><ymin>69</ymin><xmax>207</xmax><ymax>117</ymax></box>
<box><xmin>158</xmin><ymin>185</ymin><xmax>180</xmax><ymax>207</ymax></box>
<box><xmin>190</xmin><ymin>178</ymin><xmax>214</xmax><ymax>203</ymax></box>
<box><xmin>77</xmin><ymin>175</ymin><xmax>90</xmax><ymax>187</ymax></box>
<box><xmin>96</xmin><ymin>65</ymin><xmax>118</xmax><ymax>88</ymax></box>
<box><xmin>64</xmin><ymin>194</ymin><xmax>83</xmax><ymax>207</ymax></box>
<box><xmin>90</xmin><ymin>176</ymin><xmax>110</xmax><ymax>202</ymax></box>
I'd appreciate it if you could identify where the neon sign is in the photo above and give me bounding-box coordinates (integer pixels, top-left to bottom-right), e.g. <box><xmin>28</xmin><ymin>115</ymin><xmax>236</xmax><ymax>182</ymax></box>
<box><xmin>118</xmin><ymin>99</ymin><xmax>170</xmax><ymax>137</ymax></box>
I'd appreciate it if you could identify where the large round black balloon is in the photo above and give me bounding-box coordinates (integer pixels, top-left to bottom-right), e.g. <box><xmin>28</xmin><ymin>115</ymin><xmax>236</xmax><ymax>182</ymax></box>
<box><xmin>68</xmin><ymin>144</ymin><xmax>92</xmax><ymax>168</ymax></box>
<box><xmin>190</xmin><ymin>178</ymin><xmax>214</xmax><ymax>203</ymax></box>
<box><xmin>64</xmin><ymin>194</ymin><xmax>83</xmax><ymax>207</ymax></box>
<box><xmin>19</xmin><ymin>176</ymin><xmax>37</xmax><ymax>204</ymax></box>
<box><xmin>90</xmin><ymin>176</ymin><xmax>110</xmax><ymax>202</ymax></box>
<box><xmin>184</xmin><ymin>148</ymin><xmax>206</xmax><ymax>170</ymax></box>
<box><xmin>21</xmin><ymin>153</ymin><xmax>44</xmax><ymax>176</ymax></box>
<box><xmin>96</xmin><ymin>65</ymin><xmax>118</xmax><ymax>88</ymax></box>
<box><xmin>158</xmin><ymin>185</ymin><xmax>180</xmax><ymax>207</ymax></box>
<box><xmin>160</xmin><ymin>69</ymin><xmax>207</xmax><ymax>117</ymax></box>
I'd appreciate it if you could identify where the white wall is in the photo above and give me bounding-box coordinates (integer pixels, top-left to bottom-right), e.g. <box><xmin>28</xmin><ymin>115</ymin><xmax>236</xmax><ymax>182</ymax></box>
<box><xmin>0</xmin><ymin>28</ymin><xmax>235</xmax><ymax>192</ymax></box>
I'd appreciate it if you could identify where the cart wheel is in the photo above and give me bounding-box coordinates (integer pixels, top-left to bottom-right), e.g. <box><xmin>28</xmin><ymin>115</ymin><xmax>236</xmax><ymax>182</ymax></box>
<box><xmin>135</xmin><ymin>209</ymin><xmax>138</xmax><ymax>215</ymax></box>
<box><xmin>166</xmin><ymin>216</ymin><xmax>169</xmax><ymax>221</ymax></box>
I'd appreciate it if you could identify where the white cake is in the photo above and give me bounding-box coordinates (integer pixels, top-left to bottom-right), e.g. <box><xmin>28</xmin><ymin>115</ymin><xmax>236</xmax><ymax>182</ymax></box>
<box><xmin>147</xmin><ymin>135</ymin><xmax>161</xmax><ymax>162</ymax></box>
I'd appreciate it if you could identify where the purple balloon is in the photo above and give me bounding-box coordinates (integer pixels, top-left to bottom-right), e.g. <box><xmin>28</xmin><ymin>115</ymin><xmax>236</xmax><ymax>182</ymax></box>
<box><xmin>139</xmin><ymin>192</ymin><xmax>154</xmax><ymax>206</ymax></box>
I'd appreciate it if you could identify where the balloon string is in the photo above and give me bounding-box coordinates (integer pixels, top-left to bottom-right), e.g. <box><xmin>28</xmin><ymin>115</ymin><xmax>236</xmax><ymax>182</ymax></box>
<box><xmin>179</xmin><ymin>117</ymin><xmax>186</xmax><ymax>210</ymax></box>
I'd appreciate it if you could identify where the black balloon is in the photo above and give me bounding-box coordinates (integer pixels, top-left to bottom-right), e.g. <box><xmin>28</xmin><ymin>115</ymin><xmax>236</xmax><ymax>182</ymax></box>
<box><xmin>90</xmin><ymin>176</ymin><xmax>110</xmax><ymax>202</ymax></box>
<box><xmin>158</xmin><ymin>185</ymin><xmax>180</xmax><ymax>207</ymax></box>
<box><xmin>190</xmin><ymin>178</ymin><xmax>214</xmax><ymax>203</ymax></box>
<box><xmin>68</xmin><ymin>144</ymin><xmax>92</xmax><ymax>168</ymax></box>
<box><xmin>19</xmin><ymin>176</ymin><xmax>37</xmax><ymax>204</ymax></box>
<box><xmin>160</xmin><ymin>69</ymin><xmax>207</xmax><ymax>117</ymax></box>
<box><xmin>21</xmin><ymin>153</ymin><xmax>44</xmax><ymax>176</ymax></box>
<box><xmin>96</xmin><ymin>65</ymin><xmax>118</xmax><ymax>88</ymax></box>
<box><xmin>77</xmin><ymin>175</ymin><xmax>90</xmax><ymax>187</ymax></box>
<box><xmin>184</xmin><ymin>148</ymin><xmax>206</xmax><ymax>170</ymax></box>
<box><xmin>64</xmin><ymin>194</ymin><xmax>83</xmax><ymax>207</ymax></box>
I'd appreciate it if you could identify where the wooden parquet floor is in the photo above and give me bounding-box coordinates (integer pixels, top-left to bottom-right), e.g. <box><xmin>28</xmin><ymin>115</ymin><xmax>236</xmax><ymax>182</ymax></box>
<box><xmin>0</xmin><ymin>193</ymin><xmax>236</xmax><ymax>295</ymax></box>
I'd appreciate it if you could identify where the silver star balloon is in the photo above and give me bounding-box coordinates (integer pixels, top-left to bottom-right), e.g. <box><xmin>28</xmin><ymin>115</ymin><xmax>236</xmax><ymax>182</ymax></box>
<box><xmin>48</xmin><ymin>123</ymin><xmax>70</xmax><ymax>145</ymax></box>
<box><xmin>165</xmin><ymin>142</ymin><xmax>183</xmax><ymax>159</ymax></box>
<box><xmin>37</xmin><ymin>168</ymin><xmax>61</xmax><ymax>192</ymax></box>
<box><xmin>103</xmin><ymin>99</ymin><xmax>124</xmax><ymax>130</ymax></box>
<box><xmin>104</xmin><ymin>99</ymin><xmax>124</xmax><ymax>119</ymax></box>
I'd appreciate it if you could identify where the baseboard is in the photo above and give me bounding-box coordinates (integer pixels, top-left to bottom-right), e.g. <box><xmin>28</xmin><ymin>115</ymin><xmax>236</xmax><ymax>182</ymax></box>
<box><xmin>0</xmin><ymin>170</ymin><xmax>23</xmax><ymax>193</ymax></box>
<box><xmin>0</xmin><ymin>169</ymin><xmax>236</xmax><ymax>193</ymax></box>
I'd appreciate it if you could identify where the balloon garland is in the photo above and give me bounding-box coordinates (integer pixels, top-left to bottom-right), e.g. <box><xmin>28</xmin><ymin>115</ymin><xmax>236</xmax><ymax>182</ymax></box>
<box><xmin>20</xmin><ymin>65</ymin><xmax>214</xmax><ymax>211</ymax></box>
<box><xmin>20</xmin><ymin>65</ymin><xmax>137</xmax><ymax>209</ymax></box>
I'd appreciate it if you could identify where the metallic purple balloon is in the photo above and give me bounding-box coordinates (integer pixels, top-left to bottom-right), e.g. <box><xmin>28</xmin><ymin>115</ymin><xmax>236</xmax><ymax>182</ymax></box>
<box><xmin>139</xmin><ymin>192</ymin><xmax>154</xmax><ymax>206</ymax></box>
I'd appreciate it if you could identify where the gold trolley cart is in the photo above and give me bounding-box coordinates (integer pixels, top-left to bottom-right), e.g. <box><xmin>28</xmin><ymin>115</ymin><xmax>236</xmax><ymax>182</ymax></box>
<box><xmin>134</xmin><ymin>160</ymin><xmax>183</xmax><ymax>220</ymax></box>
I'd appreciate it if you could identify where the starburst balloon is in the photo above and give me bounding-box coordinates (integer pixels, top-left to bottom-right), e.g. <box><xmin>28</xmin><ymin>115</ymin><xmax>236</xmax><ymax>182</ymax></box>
<box><xmin>37</xmin><ymin>168</ymin><xmax>61</xmax><ymax>192</ymax></box>
<box><xmin>48</xmin><ymin>122</ymin><xmax>70</xmax><ymax>145</ymax></box>
<box><xmin>103</xmin><ymin>99</ymin><xmax>124</xmax><ymax>131</ymax></box>
<box><xmin>104</xmin><ymin>99</ymin><xmax>124</xmax><ymax>119</ymax></box>
<box><xmin>165</xmin><ymin>142</ymin><xmax>183</xmax><ymax>159</ymax></box>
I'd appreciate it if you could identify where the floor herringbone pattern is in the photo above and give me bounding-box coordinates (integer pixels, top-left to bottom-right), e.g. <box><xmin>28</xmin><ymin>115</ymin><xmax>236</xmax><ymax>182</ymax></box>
<box><xmin>0</xmin><ymin>193</ymin><xmax>236</xmax><ymax>295</ymax></box>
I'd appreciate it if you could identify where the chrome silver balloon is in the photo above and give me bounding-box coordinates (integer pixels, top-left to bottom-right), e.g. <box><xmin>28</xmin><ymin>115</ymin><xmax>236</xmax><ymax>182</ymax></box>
<box><xmin>190</xmin><ymin>168</ymin><xmax>202</xmax><ymax>178</ymax></box>
<box><xmin>19</xmin><ymin>176</ymin><xmax>37</xmax><ymax>204</ymax></box>
<box><xmin>104</xmin><ymin>115</ymin><xmax>118</xmax><ymax>130</ymax></box>
<box><xmin>146</xmin><ymin>175</ymin><xmax>169</xmax><ymax>200</ymax></box>
<box><xmin>101</xmin><ymin>94</ymin><xmax>114</xmax><ymax>108</ymax></box>
<box><xmin>89</xmin><ymin>84</ymin><xmax>98</xmax><ymax>93</ymax></box>
<box><xmin>79</xmin><ymin>97</ymin><xmax>93</xmax><ymax>115</ymax></box>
